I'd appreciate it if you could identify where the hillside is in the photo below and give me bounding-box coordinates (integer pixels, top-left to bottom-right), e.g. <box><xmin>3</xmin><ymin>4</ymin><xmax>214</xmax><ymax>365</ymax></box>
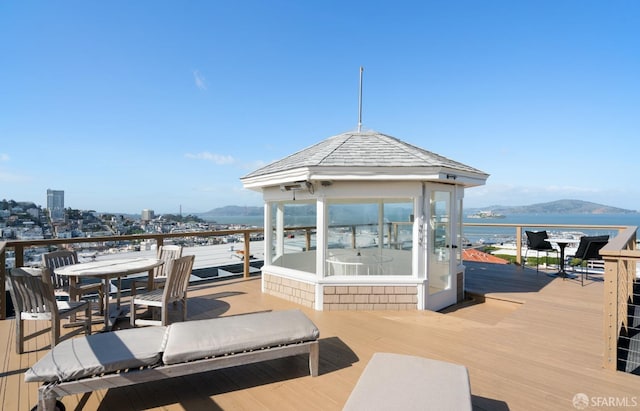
<box><xmin>198</xmin><ymin>205</ymin><xmax>262</xmax><ymax>218</ymax></box>
<box><xmin>199</xmin><ymin>199</ymin><xmax>637</xmax><ymax>219</ymax></box>
<box><xmin>471</xmin><ymin>199</ymin><xmax>637</xmax><ymax>215</ymax></box>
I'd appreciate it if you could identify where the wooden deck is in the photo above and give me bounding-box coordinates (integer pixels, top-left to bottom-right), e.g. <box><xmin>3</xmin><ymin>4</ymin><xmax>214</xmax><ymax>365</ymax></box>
<box><xmin>1</xmin><ymin>262</ymin><xmax>638</xmax><ymax>411</ymax></box>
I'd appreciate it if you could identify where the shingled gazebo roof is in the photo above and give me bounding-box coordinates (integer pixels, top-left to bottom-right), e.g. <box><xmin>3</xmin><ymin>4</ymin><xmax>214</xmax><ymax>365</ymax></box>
<box><xmin>241</xmin><ymin>130</ymin><xmax>488</xmax><ymax>189</ymax></box>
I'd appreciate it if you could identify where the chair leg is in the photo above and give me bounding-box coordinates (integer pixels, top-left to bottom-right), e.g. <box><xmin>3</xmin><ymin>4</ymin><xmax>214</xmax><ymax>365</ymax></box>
<box><xmin>161</xmin><ymin>304</ymin><xmax>168</xmax><ymax>326</ymax></box>
<box><xmin>98</xmin><ymin>290</ymin><xmax>105</xmax><ymax>316</ymax></box>
<box><xmin>52</xmin><ymin>319</ymin><xmax>61</xmax><ymax>348</ymax></box>
<box><xmin>584</xmin><ymin>262</ymin><xmax>589</xmax><ymax>284</ymax></box>
<box><xmin>69</xmin><ymin>290</ymin><xmax>78</xmax><ymax>323</ymax></box>
<box><xmin>85</xmin><ymin>305</ymin><xmax>92</xmax><ymax>336</ymax></box>
<box><xmin>182</xmin><ymin>299</ymin><xmax>187</xmax><ymax>322</ymax></box>
<box><xmin>130</xmin><ymin>300</ymin><xmax>136</xmax><ymax>327</ymax></box>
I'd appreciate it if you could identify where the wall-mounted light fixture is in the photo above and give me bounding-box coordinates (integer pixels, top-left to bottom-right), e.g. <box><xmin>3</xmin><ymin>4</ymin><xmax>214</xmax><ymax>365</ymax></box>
<box><xmin>280</xmin><ymin>181</ymin><xmax>309</xmax><ymax>192</ymax></box>
<box><xmin>446</xmin><ymin>174</ymin><xmax>457</xmax><ymax>180</ymax></box>
<box><xmin>280</xmin><ymin>181</ymin><xmax>314</xmax><ymax>200</ymax></box>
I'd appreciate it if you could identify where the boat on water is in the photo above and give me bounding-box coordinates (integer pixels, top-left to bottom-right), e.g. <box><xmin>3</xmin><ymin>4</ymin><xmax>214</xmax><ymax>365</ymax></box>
<box><xmin>466</xmin><ymin>210</ymin><xmax>506</xmax><ymax>219</ymax></box>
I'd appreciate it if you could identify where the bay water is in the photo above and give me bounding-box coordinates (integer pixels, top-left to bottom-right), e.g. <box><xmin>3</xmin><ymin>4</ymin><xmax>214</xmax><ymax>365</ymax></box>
<box><xmin>213</xmin><ymin>213</ymin><xmax>640</xmax><ymax>245</ymax></box>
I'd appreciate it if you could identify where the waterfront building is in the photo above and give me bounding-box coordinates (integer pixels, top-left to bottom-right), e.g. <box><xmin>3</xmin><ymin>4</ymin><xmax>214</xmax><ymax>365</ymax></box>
<box><xmin>46</xmin><ymin>189</ymin><xmax>64</xmax><ymax>222</ymax></box>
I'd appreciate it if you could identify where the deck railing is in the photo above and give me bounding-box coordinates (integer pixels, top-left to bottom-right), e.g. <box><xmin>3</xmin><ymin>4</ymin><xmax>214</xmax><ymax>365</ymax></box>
<box><xmin>464</xmin><ymin>222</ymin><xmax>628</xmax><ymax>265</ymax></box>
<box><xmin>2</xmin><ymin>222</ymin><xmax>638</xmax><ymax>372</ymax></box>
<box><xmin>599</xmin><ymin>226</ymin><xmax>639</xmax><ymax>371</ymax></box>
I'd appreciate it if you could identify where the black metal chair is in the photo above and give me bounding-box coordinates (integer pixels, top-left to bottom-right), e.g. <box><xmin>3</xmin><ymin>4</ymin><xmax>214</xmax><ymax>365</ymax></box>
<box><xmin>569</xmin><ymin>235</ymin><xmax>609</xmax><ymax>285</ymax></box>
<box><xmin>525</xmin><ymin>230</ymin><xmax>558</xmax><ymax>273</ymax></box>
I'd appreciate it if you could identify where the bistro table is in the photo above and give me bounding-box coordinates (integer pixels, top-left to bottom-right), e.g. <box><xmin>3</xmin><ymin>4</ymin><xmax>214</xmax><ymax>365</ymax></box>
<box><xmin>545</xmin><ymin>238</ymin><xmax>580</xmax><ymax>279</ymax></box>
<box><xmin>55</xmin><ymin>257</ymin><xmax>164</xmax><ymax>330</ymax></box>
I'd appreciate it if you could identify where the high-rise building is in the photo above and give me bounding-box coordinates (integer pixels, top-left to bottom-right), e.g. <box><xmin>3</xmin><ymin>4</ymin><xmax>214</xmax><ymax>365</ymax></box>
<box><xmin>141</xmin><ymin>209</ymin><xmax>155</xmax><ymax>222</ymax></box>
<box><xmin>46</xmin><ymin>189</ymin><xmax>65</xmax><ymax>222</ymax></box>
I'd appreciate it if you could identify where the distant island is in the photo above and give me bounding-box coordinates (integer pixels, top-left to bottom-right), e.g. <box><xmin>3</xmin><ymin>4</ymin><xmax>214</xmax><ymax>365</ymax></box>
<box><xmin>198</xmin><ymin>205</ymin><xmax>263</xmax><ymax>220</ymax></box>
<box><xmin>198</xmin><ymin>199</ymin><xmax>638</xmax><ymax>221</ymax></box>
<box><xmin>467</xmin><ymin>210</ymin><xmax>506</xmax><ymax>219</ymax></box>
<box><xmin>466</xmin><ymin>199</ymin><xmax>638</xmax><ymax>215</ymax></box>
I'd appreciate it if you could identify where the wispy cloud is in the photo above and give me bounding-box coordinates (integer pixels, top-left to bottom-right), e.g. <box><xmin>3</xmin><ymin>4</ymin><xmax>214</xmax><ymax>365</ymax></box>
<box><xmin>240</xmin><ymin>159</ymin><xmax>268</xmax><ymax>170</ymax></box>
<box><xmin>193</xmin><ymin>70</ymin><xmax>207</xmax><ymax>90</ymax></box>
<box><xmin>0</xmin><ymin>153</ymin><xmax>9</xmax><ymax>162</ymax></box>
<box><xmin>185</xmin><ymin>152</ymin><xmax>235</xmax><ymax>165</ymax></box>
<box><xmin>0</xmin><ymin>171</ymin><xmax>30</xmax><ymax>183</ymax></box>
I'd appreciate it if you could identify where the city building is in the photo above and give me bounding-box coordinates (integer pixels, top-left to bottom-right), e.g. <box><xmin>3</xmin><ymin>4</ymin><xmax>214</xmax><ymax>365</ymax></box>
<box><xmin>46</xmin><ymin>189</ymin><xmax>65</xmax><ymax>222</ymax></box>
<box><xmin>141</xmin><ymin>209</ymin><xmax>155</xmax><ymax>222</ymax></box>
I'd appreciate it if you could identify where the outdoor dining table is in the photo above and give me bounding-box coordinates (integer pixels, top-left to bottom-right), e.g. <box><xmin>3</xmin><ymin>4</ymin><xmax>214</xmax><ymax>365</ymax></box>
<box><xmin>544</xmin><ymin>238</ymin><xmax>580</xmax><ymax>278</ymax></box>
<box><xmin>326</xmin><ymin>253</ymin><xmax>393</xmax><ymax>276</ymax></box>
<box><xmin>54</xmin><ymin>257</ymin><xmax>164</xmax><ymax>330</ymax></box>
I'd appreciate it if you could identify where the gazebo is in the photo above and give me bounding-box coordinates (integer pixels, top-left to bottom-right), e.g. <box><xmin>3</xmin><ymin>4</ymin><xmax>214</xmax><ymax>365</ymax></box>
<box><xmin>241</xmin><ymin>130</ymin><xmax>488</xmax><ymax>311</ymax></box>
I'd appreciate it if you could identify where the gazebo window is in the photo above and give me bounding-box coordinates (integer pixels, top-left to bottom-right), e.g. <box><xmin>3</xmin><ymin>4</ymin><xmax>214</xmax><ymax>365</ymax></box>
<box><xmin>269</xmin><ymin>201</ymin><xmax>316</xmax><ymax>272</ymax></box>
<box><xmin>326</xmin><ymin>199</ymin><xmax>414</xmax><ymax>276</ymax></box>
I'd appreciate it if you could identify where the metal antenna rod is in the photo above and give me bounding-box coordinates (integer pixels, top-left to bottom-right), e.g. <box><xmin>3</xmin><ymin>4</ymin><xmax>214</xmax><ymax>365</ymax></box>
<box><xmin>358</xmin><ymin>66</ymin><xmax>364</xmax><ymax>132</ymax></box>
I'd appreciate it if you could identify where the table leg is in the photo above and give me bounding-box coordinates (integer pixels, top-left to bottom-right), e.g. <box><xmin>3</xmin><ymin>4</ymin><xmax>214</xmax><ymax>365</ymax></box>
<box><xmin>548</xmin><ymin>243</ymin><xmax>576</xmax><ymax>279</ymax></box>
<box><xmin>69</xmin><ymin>276</ymin><xmax>79</xmax><ymax>322</ymax></box>
<box><xmin>116</xmin><ymin>277</ymin><xmax>121</xmax><ymax>309</ymax></box>
<box><xmin>102</xmin><ymin>275</ymin><xmax>135</xmax><ymax>331</ymax></box>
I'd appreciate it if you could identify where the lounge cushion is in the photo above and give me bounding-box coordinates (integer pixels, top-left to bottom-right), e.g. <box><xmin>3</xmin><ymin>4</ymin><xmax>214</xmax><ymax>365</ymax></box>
<box><xmin>342</xmin><ymin>353</ymin><xmax>472</xmax><ymax>411</ymax></box>
<box><xmin>162</xmin><ymin>309</ymin><xmax>320</xmax><ymax>365</ymax></box>
<box><xmin>25</xmin><ymin>326</ymin><xmax>169</xmax><ymax>383</ymax></box>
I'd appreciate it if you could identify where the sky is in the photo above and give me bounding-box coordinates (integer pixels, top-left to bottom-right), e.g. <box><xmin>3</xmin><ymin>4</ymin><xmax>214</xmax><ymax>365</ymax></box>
<box><xmin>1</xmin><ymin>1</ymin><xmax>639</xmax><ymax>214</ymax></box>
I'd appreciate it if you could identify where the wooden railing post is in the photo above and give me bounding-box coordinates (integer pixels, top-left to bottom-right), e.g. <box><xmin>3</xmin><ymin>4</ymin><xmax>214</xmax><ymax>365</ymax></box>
<box><xmin>14</xmin><ymin>244</ymin><xmax>24</xmax><ymax>268</ymax></box>
<box><xmin>243</xmin><ymin>231</ymin><xmax>251</xmax><ymax>279</ymax></box>
<box><xmin>603</xmin><ymin>256</ymin><xmax>619</xmax><ymax>370</ymax></box>
<box><xmin>351</xmin><ymin>226</ymin><xmax>357</xmax><ymax>249</ymax></box>
<box><xmin>515</xmin><ymin>226</ymin><xmax>522</xmax><ymax>265</ymax></box>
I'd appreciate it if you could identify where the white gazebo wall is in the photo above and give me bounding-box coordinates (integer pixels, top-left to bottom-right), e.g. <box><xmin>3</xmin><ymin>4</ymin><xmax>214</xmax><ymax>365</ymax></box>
<box><xmin>261</xmin><ymin>181</ymin><xmax>438</xmax><ymax>310</ymax></box>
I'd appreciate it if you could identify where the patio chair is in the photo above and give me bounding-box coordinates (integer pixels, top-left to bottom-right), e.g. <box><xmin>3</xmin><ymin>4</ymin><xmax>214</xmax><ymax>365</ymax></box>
<box><xmin>130</xmin><ymin>244</ymin><xmax>183</xmax><ymax>293</ymax></box>
<box><xmin>569</xmin><ymin>235</ymin><xmax>609</xmax><ymax>286</ymax></box>
<box><xmin>8</xmin><ymin>267</ymin><xmax>92</xmax><ymax>354</ymax></box>
<box><xmin>525</xmin><ymin>230</ymin><xmax>558</xmax><ymax>273</ymax></box>
<box><xmin>130</xmin><ymin>255</ymin><xmax>195</xmax><ymax>327</ymax></box>
<box><xmin>42</xmin><ymin>250</ymin><xmax>104</xmax><ymax>317</ymax></box>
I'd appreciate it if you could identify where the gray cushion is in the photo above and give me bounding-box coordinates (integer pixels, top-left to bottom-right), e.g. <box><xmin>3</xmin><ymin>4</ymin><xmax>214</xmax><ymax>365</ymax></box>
<box><xmin>162</xmin><ymin>309</ymin><xmax>320</xmax><ymax>365</ymax></box>
<box><xmin>25</xmin><ymin>326</ymin><xmax>169</xmax><ymax>382</ymax></box>
<box><xmin>342</xmin><ymin>353</ymin><xmax>472</xmax><ymax>411</ymax></box>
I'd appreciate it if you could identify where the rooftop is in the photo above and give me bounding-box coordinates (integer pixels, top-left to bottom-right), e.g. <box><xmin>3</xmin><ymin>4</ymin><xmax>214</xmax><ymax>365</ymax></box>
<box><xmin>1</xmin><ymin>261</ymin><xmax>637</xmax><ymax>411</ymax></box>
<box><xmin>241</xmin><ymin>130</ymin><xmax>489</xmax><ymax>188</ymax></box>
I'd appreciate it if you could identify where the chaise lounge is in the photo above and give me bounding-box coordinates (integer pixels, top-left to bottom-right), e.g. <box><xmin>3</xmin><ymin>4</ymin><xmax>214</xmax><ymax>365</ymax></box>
<box><xmin>25</xmin><ymin>309</ymin><xmax>320</xmax><ymax>411</ymax></box>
